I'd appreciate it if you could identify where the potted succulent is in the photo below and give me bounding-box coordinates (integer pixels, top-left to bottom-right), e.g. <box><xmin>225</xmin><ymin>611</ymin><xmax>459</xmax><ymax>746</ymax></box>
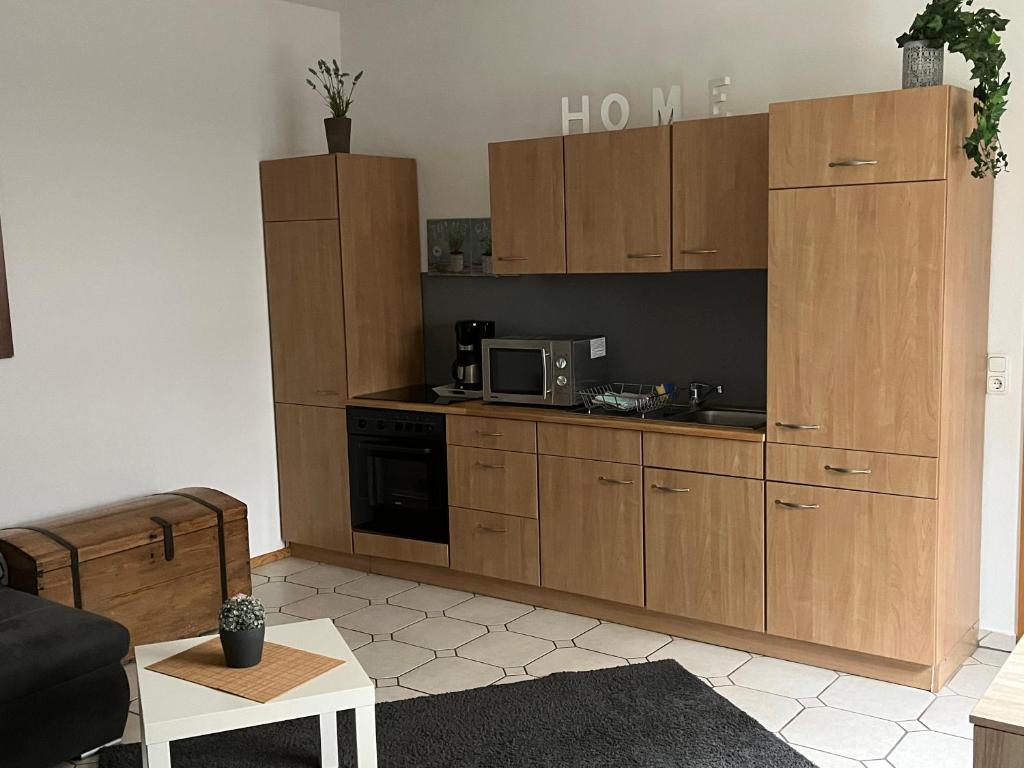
<box><xmin>306</xmin><ymin>58</ymin><xmax>364</xmax><ymax>154</ymax></box>
<box><xmin>447</xmin><ymin>223</ymin><xmax>467</xmax><ymax>273</ymax></box>
<box><xmin>897</xmin><ymin>0</ymin><xmax>1011</xmax><ymax>177</ymax></box>
<box><xmin>479</xmin><ymin>235</ymin><xmax>493</xmax><ymax>274</ymax></box>
<box><xmin>219</xmin><ymin>593</ymin><xmax>266</xmax><ymax>669</ymax></box>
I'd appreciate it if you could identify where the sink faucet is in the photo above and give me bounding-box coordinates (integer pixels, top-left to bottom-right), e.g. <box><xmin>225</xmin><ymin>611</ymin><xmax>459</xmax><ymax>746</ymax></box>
<box><xmin>688</xmin><ymin>381</ymin><xmax>723</xmax><ymax>409</ymax></box>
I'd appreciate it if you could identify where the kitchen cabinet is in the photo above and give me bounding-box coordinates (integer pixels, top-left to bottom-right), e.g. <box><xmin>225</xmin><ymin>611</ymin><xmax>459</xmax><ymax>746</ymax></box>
<box><xmin>767</xmin><ymin>181</ymin><xmax>945</xmax><ymax>456</ymax></box>
<box><xmin>564</xmin><ymin>126</ymin><xmax>670</xmax><ymax>273</ymax></box>
<box><xmin>672</xmin><ymin>114</ymin><xmax>768</xmax><ymax>270</ymax></box>
<box><xmin>766</xmin><ymin>482</ymin><xmax>936</xmax><ymax>665</ymax></box>
<box><xmin>643</xmin><ymin>432</ymin><xmax>764</xmax><ymax>479</ymax></box>
<box><xmin>537</xmin><ymin>423</ymin><xmax>641</xmax><ymax>465</ymax></box>
<box><xmin>447</xmin><ymin>445</ymin><xmax>539</xmax><ymax>519</ymax></box>
<box><xmin>539</xmin><ymin>455</ymin><xmax>644</xmax><ymax>606</ymax></box>
<box><xmin>447</xmin><ymin>415</ymin><xmax>537</xmax><ymax>453</ymax></box>
<box><xmin>260</xmin><ymin>154</ymin><xmax>338</xmax><ymax>221</ymax></box>
<box><xmin>488</xmin><ymin>137</ymin><xmax>567</xmax><ymax>274</ymax></box>
<box><xmin>450</xmin><ymin>506</ymin><xmax>540</xmax><ymax>585</ymax></box>
<box><xmin>766</xmin><ymin>444</ymin><xmax>938</xmax><ymax>499</ymax></box>
<box><xmin>645</xmin><ymin>469</ymin><xmax>764</xmax><ymax>631</ymax></box>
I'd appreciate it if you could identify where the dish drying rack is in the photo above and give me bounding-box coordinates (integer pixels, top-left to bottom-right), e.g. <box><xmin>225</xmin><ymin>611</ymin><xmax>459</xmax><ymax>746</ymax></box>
<box><xmin>577</xmin><ymin>383</ymin><xmax>675</xmax><ymax>417</ymax></box>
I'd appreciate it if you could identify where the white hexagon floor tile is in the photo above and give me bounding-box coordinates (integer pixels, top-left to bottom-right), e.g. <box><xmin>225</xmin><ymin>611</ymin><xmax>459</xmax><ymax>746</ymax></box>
<box><xmin>495</xmin><ymin>674</ymin><xmax>536</xmax><ymax>685</ymax></box>
<box><xmin>285</xmin><ymin>563</ymin><xmax>367</xmax><ymax>589</ymax></box>
<box><xmin>714</xmin><ymin>685</ymin><xmax>802</xmax><ymax>733</ymax></box>
<box><xmin>250</xmin><ymin>573</ymin><xmax>269</xmax><ymax>587</ymax></box>
<box><xmin>280</xmin><ymin>592</ymin><xmax>368</xmax><ymax>620</ymax></box>
<box><xmin>888</xmin><ymin>730</ymin><xmax>973</xmax><ymax>768</ymax></box>
<box><xmin>251</xmin><ymin>557</ymin><xmax>317</xmax><ymax>578</ymax></box>
<box><xmin>506</xmin><ymin>608</ymin><xmax>599</xmax><ymax>641</ymax></box>
<box><xmin>730</xmin><ymin>656</ymin><xmax>838</xmax><ymax>699</ymax></box>
<box><xmin>820</xmin><ymin>674</ymin><xmax>934</xmax><ymax>721</ymax></box>
<box><xmin>264</xmin><ymin>612</ymin><xmax>305</xmax><ymax>627</ymax></box>
<box><xmin>252</xmin><ymin>581</ymin><xmax>316</xmax><ymax>608</ymax></box>
<box><xmin>946</xmin><ymin>663</ymin><xmax>999</xmax><ymax>698</ymax></box>
<box><xmin>388</xmin><ymin>584</ymin><xmax>473</xmax><ymax>613</ymax></box>
<box><xmin>782</xmin><ymin>707</ymin><xmax>904</xmax><ymax>762</ymax></box>
<box><xmin>972</xmin><ymin>647</ymin><xmax>1010</xmax><ymax>667</ymax></box>
<box><xmin>524</xmin><ymin>647</ymin><xmax>626</xmax><ymax>677</ymax></box>
<box><xmin>354</xmin><ymin>640</ymin><xmax>433</xmax><ymax>679</ymax></box>
<box><xmin>336</xmin><ymin>574</ymin><xmax>417</xmax><ymax>600</ymax></box>
<box><xmin>400</xmin><ymin>656</ymin><xmax>503</xmax><ymax>694</ymax></box>
<box><xmin>375</xmin><ymin>685</ymin><xmax>425</xmax><ymax>703</ymax></box>
<box><xmin>457</xmin><ymin>630</ymin><xmax>554</xmax><ymax>667</ymax></box>
<box><xmin>790</xmin><ymin>744</ymin><xmax>865</xmax><ymax>768</ymax></box>
<box><xmin>393</xmin><ymin>616</ymin><xmax>487</xmax><ymax>650</ymax></box>
<box><xmin>649</xmin><ymin>637</ymin><xmax>751</xmax><ymax>678</ymax></box>
<box><xmin>919</xmin><ymin>695</ymin><xmax>978</xmax><ymax>739</ymax></box>
<box><xmin>979</xmin><ymin>631</ymin><xmax>1016</xmax><ymax>652</ymax></box>
<box><xmin>121</xmin><ymin>712</ymin><xmax>141</xmax><ymax>744</ymax></box>
<box><xmin>573</xmin><ymin>622</ymin><xmax>670</xmax><ymax>659</ymax></box>
<box><xmin>336</xmin><ymin>626</ymin><xmax>372</xmax><ymax>651</ymax></box>
<box><xmin>445</xmin><ymin>595</ymin><xmax>534</xmax><ymax>626</ymax></box>
<box><xmin>335</xmin><ymin>604</ymin><xmax>425</xmax><ymax>635</ymax></box>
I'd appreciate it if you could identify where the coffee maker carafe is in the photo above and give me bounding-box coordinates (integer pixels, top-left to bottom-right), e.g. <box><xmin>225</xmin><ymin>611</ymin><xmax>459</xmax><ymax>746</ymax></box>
<box><xmin>452</xmin><ymin>320</ymin><xmax>495</xmax><ymax>390</ymax></box>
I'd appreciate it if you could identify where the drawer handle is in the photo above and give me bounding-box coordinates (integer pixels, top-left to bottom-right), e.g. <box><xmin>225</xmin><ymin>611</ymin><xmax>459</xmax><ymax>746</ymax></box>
<box><xmin>774</xmin><ymin>500</ymin><xmax>821</xmax><ymax>510</ymax></box>
<box><xmin>316</xmin><ymin>389</ymin><xmax>339</xmax><ymax>396</ymax></box>
<box><xmin>497</xmin><ymin>256</ymin><xmax>529</xmax><ymax>261</ymax></box>
<box><xmin>652</xmin><ymin>484</ymin><xmax>691</xmax><ymax>493</ymax></box>
<box><xmin>775</xmin><ymin>422</ymin><xmax>821</xmax><ymax>430</ymax></box>
<box><xmin>475</xmin><ymin>462</ymin><xmax>506</xmax><ymax>470</ymax></box>
<box><xmin>626</xmin><ymin>253</ymin><xmax>663</xmax><ymax>259</ymax></box>
<box><xmin>680</xmin><ymin>249</ymin><xmax>719</xmax><ymax>255</ymax></box>
<box><xmin>475</xmin><ymin>431</ymin><xmax>505</xmax><ymax>437</ymax></box>
<box><xmin>476</xmin><ymin>523</ymin><xmax>507</xmax><ymax>534</ymax></box>
<box><xmin>828</xmin><ymin>159</ymin><xmax>878</xmax><ymax>167</ymax></box>
<box><xmin>599</xmin><ymin>476</ymin><xmax>634</xmax><ymax>485</ymax></box>
<box><xmin>824</xmin><ymin>464</ymin><xmax>872</xmax><ymax>475</ymax></box>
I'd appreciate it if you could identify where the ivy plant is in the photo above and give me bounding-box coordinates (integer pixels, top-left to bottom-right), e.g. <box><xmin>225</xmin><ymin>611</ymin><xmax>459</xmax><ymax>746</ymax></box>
<box><xmin>897</xmin><ymin>0</ymin><xmax>1011</xmax><ymax>178</ymax></box>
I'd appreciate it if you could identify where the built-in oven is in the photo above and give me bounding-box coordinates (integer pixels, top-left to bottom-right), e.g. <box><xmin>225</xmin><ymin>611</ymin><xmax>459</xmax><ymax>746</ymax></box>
<box><xmin>483</xmin><ymin>335</ymin><xmax>608</xmax><ymax>406</ymax></box>
<box><xmin>347</xmin><ymin>407</ymin><xmax>448</xmax><ymax>544</ymax></box>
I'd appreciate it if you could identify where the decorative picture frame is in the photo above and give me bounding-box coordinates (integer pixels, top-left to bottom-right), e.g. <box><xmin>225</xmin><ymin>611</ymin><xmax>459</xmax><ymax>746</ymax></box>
<box><xmin>0</xmin><ymin>215</ymin><xmax>12</xmax><ymax>359</ymax></box>
<box><xmin>426</xmin><ymin>218</ymin><xmax>492</xmax><ymax>276</ymax></box>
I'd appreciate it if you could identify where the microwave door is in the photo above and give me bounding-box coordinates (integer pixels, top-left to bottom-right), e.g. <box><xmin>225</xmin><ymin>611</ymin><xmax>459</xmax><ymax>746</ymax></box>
<box><xmin>485</xmin><ymin>345</ymin><xmax>552</xmax><ymax>404</ymax></box>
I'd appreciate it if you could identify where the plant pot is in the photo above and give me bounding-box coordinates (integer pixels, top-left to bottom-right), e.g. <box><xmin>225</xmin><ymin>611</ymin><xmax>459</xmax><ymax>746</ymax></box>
<box><xmin>219</xmin><ymin>626</ymin><xmax>265</xmax><ymax>668</ymax></box>
<box><xmin>902</xmin><ymin>40</ymin><xmax>944</xmax><ymax>89</ymax></box>
<box><xmin>324</xmin><ymin>116</ymin><xmax>352</xmax><ymax>154</ymax></box>
<box><xmin>481</xmin><ymin>255</ymin><xmax>493</xmax><ymax>274</ymax></box>
<box><xmin>449</xmin><ymin>251</ymin><xmax>465</xmax><ymax>273</ymax></box>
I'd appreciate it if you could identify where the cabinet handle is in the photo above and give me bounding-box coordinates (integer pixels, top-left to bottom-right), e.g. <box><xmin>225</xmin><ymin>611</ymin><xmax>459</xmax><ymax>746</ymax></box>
<box><xmin>774</xmin><ymin>500</ymin><xmax>821</xmax><ymax>509</ymax></box>
<box><xmin>824</xmin><ymin>464</ymin><xmax>872</xmax><ymax>475</ymax></box>
<box><xmin>598</xmin><ymin>476</ymin><xmax>634</xmax><ymax>485</ymax></box>
<box><xmin>475</xmin><ymin>431</ymin><xmax>504</xmax><ymax>437</ymax></box>
<box><xmin>652</xmin><ymin>484</ymin><xmax>691</xmax><ymax>493</ymax></box>
<box><xmin>680</xmin><ymin>249</ymin><xmax>719</xmax><ymax>255</ymax></box>
<box><xmin>316</xmin><ymin>389</ymin><xmax>339</xmax><ymax>396</ymax></box>
<box><xmin>475</xmin><ymin>462</ymin><xmax>505</xmax><ymax>470</ymax></box>
<box><xmin>476</xmin><ymin>523</ymin><xmax>507</xmax><ymax>534</ymax></box>
<box><xmin>626</xmin><ymin>253</ymin><xmax>663</xmax><ymax>259</ymax></box>
<box><xmin>497</xmin><ymin>256</ymin><xmax>529</xmax><ymax>261</ymax></box>
<box><xmin>775</xmin><ymin>422</ymin><xmax>821</xmax><ymax>430</ymax></box>
<box><xmin>828</xmin><ymin>159</ymin><xmax>878</xmax><ymax>167</ymax></box>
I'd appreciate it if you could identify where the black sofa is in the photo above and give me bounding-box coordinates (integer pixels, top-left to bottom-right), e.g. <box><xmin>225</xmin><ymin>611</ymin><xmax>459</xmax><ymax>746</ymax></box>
<box><xmin>0</xmin><ymin>586</ymin><xmax>130</xmax><ymax>768</ymax></box>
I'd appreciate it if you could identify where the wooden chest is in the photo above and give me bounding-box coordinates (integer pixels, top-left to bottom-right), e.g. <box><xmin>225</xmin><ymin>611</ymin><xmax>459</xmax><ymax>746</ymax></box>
<box><xmin>0</xmin><ymin>487</ymin><xmax>251</xmax><ymax>652</ymax></box>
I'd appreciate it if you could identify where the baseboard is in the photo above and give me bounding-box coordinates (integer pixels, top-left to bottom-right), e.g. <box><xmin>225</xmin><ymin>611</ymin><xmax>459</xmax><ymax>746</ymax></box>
<box><xmin>250</xmin><ymin>546</ymin><xmax>291</xmax><ymax>568</ymax></box>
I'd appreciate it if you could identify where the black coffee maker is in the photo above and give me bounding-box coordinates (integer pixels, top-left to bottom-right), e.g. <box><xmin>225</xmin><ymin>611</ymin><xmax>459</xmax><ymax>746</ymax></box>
<box><xmin>452</xmin><ymin>320</ymin><xmax>495</xmax><ymax>390</ymax></box>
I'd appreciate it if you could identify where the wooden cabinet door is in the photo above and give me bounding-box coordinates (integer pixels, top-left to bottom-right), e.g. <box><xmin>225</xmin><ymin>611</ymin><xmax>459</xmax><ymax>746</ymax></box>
<box><xmin>672</xmin><ymin>114</ymin><xmax>768</xmax><ymax>270</ymax></box>
<box><xmin>450</xmin><ymin>506</ymin><xmax>540</xmax><ymax>585</ymax></box>
<box><xmin>489</xmin><ymin>137</ymin><xmax>566</xmax><ymax>274</ymax></box>
<box><xmin>645</xmin><ymin>469</ymin><xmax>764</xmax><ymax>631</ymax></box>
<box><xmin>274</xmin><ymin>404</ymin><xmax>352</xmax><ymax>553</ymax></box>
<box><xmin>768</xmin><ymin>182</ymin><xmax>944</xmax><ymax>456</ymax></box>
<box><xmin>265</xmin><ymin>220</ymin><xmax>347</xmax><ymax>407</ymax></box>
<box><xmin>539</xmin><ymin>455</ymin><xmax>643</xmax><ymax>605</ymax></box>
<box><xmin>767</xmin><ymin>482</ymin><xmax>935</xmax><ymax>664</ymax></box>
<box><xmin>565</xmin><ymin>126</ymin><xmax>670</xmax><ymax>273</ymax></box>
<box><xmin>260</xmin><ymin>155</ymin><xmax>338</xmax><ymax>221</ymax></box>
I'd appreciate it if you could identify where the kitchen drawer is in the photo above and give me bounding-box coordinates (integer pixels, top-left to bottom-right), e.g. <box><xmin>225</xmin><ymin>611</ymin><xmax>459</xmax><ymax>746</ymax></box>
<box><xmin>643</xmin><ymin>433</ymin><xmax>763</xmax><ymax>479</ymax></box>
<box><xmin>352</xmin><ymin>531</ymin><xmax>449</xmax><ymax>567</ymax></box>
<box><xmin>447</xmin><ymin>415</ymin><xmax>537</xmax><ymax>453</ymax></box>
<box><xmin>769</xmin><ymin>87</ymin><xmax>950</xmax><ymax>189</ymax></box>
<box><xmin>447</xmin><ymin>445</ymin><xmax>538</xmax><ymax>518</ymax></box>
<box><xmin>767</xmin><ymin>444</ymin><xmax>938</xmax><ymax>498</ymax></box>
<box><xmin>538</xmin><ymin>423</ymin><xmax>641</xmax><ymax>464</ymax></box>
<box><xmin>450</xmin><ymin>506</ymin><xmax>540</xmax><ymax>585</ymax></box>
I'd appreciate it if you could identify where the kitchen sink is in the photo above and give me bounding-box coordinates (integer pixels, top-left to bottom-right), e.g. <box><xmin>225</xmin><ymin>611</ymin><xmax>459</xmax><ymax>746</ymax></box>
<box><xmin>673</xmin><ymin>408</ymin><xmax>767</xmax><ymax>429</ymax></box>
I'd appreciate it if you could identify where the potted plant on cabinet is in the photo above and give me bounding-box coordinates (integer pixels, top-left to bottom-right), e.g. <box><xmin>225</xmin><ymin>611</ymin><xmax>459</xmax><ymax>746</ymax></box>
<box><xmin>306</xmin><ymin>59</ymin><xmax>364</xmax><ymax>154</ymax></box>
<box><xmin>897</xmin><ymin>0</ymin><xmax>1011</xmax><ymax>177</ymax></box>
<box><xmin>480</xmin><ymin>235</ymin><xmax>493</xmax><ymax>274</ymax></box>
<box><xmin>219</xmin><ymin>593</ymin><xmax>266</xmax><ymax>668</ymax></box>
<box><xmin>447</xmin><ymin>222</ymin><xmax>467</xmax><ymax>273</ymax></box>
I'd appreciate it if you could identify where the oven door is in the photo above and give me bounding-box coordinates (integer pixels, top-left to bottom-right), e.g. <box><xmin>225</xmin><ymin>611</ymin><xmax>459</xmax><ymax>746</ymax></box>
<box><xmin>483</xmin><ymin>340</ymin><xmax>553</xmax><ymax>405</ymax></box>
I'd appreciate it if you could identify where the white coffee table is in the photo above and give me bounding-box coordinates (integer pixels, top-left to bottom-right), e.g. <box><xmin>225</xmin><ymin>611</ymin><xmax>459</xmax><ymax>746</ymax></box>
<box><xmin>134</xmin><ymin>619</ymin><xmax>377</xmax><ymax>768</ymax></box>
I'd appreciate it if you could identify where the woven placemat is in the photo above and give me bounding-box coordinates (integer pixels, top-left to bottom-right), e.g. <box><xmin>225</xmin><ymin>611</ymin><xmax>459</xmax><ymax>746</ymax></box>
<box><xmin>146</xmin><ymin>638</ymin><xmax>345</xmax><ymax>703</ymax></box>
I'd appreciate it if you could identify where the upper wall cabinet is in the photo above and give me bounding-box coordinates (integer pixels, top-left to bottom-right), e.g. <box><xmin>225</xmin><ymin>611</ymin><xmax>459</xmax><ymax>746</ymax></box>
<box><xmin>488</xmin><ymin>137</ymin><xmax>567</xmax><ymax>274</ymax></box>
<box><xmin>565</xmin><ymin>126</ymin><xmax>671</xmax><ymax>273</ymax></box>
<box><xmin>672</xmin><ymin>114</ymin><xmax>768</xmax><ymax>270</ymax></box>
<box><xmin>769</xmin><ymin>87</ymin><xmax>950</xmax><ymax>189</ymax></box>
<box><xmin>261</xmin><ymin>155</ymin><xmax>339</xmax><ymax>221</ymax></box>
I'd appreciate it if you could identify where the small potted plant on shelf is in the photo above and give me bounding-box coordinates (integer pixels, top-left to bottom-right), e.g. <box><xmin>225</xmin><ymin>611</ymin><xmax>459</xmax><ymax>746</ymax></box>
<box><xmin>306</xmin><ymin>58</ymin><xmax>364</xmax><ymax>154</ymax></box>
<box><xmin>897</xmin><ymin>0</ymin><xmax>1011</xmax><ymax>177</ymax></box>
<box><xmin>479</xmin><ymin>235</ymin><xmax>493</xmax><ymax>274</ymax></box>
<box><xmin>219</xmin><ymin>593</ymin><xmax>266</xmax><ymax>669</ymax></box>
<box><xmin>447</xmin><ymin>222</ymin><xmax>467</xmax><ymax>273</ymax></box>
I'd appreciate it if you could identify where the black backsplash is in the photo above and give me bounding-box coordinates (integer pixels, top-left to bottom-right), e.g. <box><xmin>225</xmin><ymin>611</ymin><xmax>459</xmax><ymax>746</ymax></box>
<box><xmin>421</xmin><ymin>271</ymin><xmax>767</xmax><ymax>409</ymax></box>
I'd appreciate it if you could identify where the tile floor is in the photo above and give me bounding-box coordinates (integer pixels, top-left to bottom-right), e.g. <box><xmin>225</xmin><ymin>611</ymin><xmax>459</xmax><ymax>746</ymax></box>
<box><xmin>63</xmin><ymin>555</ymin><xmax>1015</xmax><ymax>768</ymax></box>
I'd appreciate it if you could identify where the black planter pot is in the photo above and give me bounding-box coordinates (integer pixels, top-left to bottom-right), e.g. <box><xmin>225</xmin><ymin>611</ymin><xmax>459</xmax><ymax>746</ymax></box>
<box><xmin>219</xmin><ymin>626</ymin><xmax>265</xmax><ymax>668</ymax></box>
<box><xmin>324</xmin><ymin>116</ymin><xmax>352</xmax><ymax>154</ymax></box>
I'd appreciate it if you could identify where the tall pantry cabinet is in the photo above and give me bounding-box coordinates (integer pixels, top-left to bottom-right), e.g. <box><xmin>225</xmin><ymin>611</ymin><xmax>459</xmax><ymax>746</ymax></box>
<box><xmin>260</xmin><ymin>154</ymin><xmax>424</xmax><ymax>553</ymax></box>
<box><xmin>766</xmin><ymin>86</ymin><xmax>993</xmax><ymax>686</ymax></box>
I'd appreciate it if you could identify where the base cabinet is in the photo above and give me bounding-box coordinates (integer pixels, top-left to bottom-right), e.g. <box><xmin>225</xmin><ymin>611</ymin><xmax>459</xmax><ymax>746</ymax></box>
<box><xmin>766</xmin><ymin>482</ymin><xmax>935</xmax><ymax>664</ymax></box>
<box><xmin>539</xmin><ymin>455</ymin><xmax>644</xmax><ymax>606</ymax></box>
<box><xmin>449</xmin><ymin>506</ymin><xmax>540</xmax><ymax>585</ymax></box>
<box><xmin>644</xmin><ymin>469</ymin><xmax>765</xmax><ymax>632</ymax></box>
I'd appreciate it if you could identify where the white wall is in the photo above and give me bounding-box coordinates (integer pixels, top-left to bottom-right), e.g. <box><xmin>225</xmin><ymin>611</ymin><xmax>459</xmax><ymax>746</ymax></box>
<box><xmin>336</xmin><ymin>0</ymin><xmax>1024</xmax><ymax>634</ymax></box>
<box><xmin>0</xmin><ymin>0</ymin><xmax>341</xmax><ymax>557</ymax></box>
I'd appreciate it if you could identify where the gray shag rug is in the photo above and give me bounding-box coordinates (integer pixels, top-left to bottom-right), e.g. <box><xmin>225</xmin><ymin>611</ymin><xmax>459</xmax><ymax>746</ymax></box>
<box><xmin>99</xmin><ymin>659</ymin><xmax>813</xmax><ymax>767</ymax></box>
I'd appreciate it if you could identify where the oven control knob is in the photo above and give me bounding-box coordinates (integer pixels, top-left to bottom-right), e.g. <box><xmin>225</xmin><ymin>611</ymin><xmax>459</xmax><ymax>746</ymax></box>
<box><xmin>555</xmin><ymin>357</ymin><xmax>568</xmax><ymax>369</ymax></box>
<box><xmin>357</xmin><ymin>419</ymin><xmax>367</xmax><ymax>428</ymax></box>
<box><xmin>556</xmin><ymin>375</ymin><xmax>568</xmax><ymax>386</ymax></box>
<box><xmin>376</xmin><ymin>420</ymin><xmax>385</xmax><ymax>430</ymax></box>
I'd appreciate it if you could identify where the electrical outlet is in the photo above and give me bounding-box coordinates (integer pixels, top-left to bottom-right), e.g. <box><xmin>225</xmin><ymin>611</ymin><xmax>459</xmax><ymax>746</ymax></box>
<box><xmin>988</xmin><ymin>355</ymin><xmax>1010</xmax><ymax>394</ymax></box>
<box><xmin>988</xmin><ymin>374</ymin><xmax>1009</xmax><ymax>394</ymax></box>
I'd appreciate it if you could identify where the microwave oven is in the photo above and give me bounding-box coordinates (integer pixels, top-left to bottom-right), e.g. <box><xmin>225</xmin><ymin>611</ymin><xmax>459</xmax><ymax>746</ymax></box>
<box><xmin>482</xmin><ymin>336</ymin><xmax>608</xmax><ymax>406</ymax></box>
